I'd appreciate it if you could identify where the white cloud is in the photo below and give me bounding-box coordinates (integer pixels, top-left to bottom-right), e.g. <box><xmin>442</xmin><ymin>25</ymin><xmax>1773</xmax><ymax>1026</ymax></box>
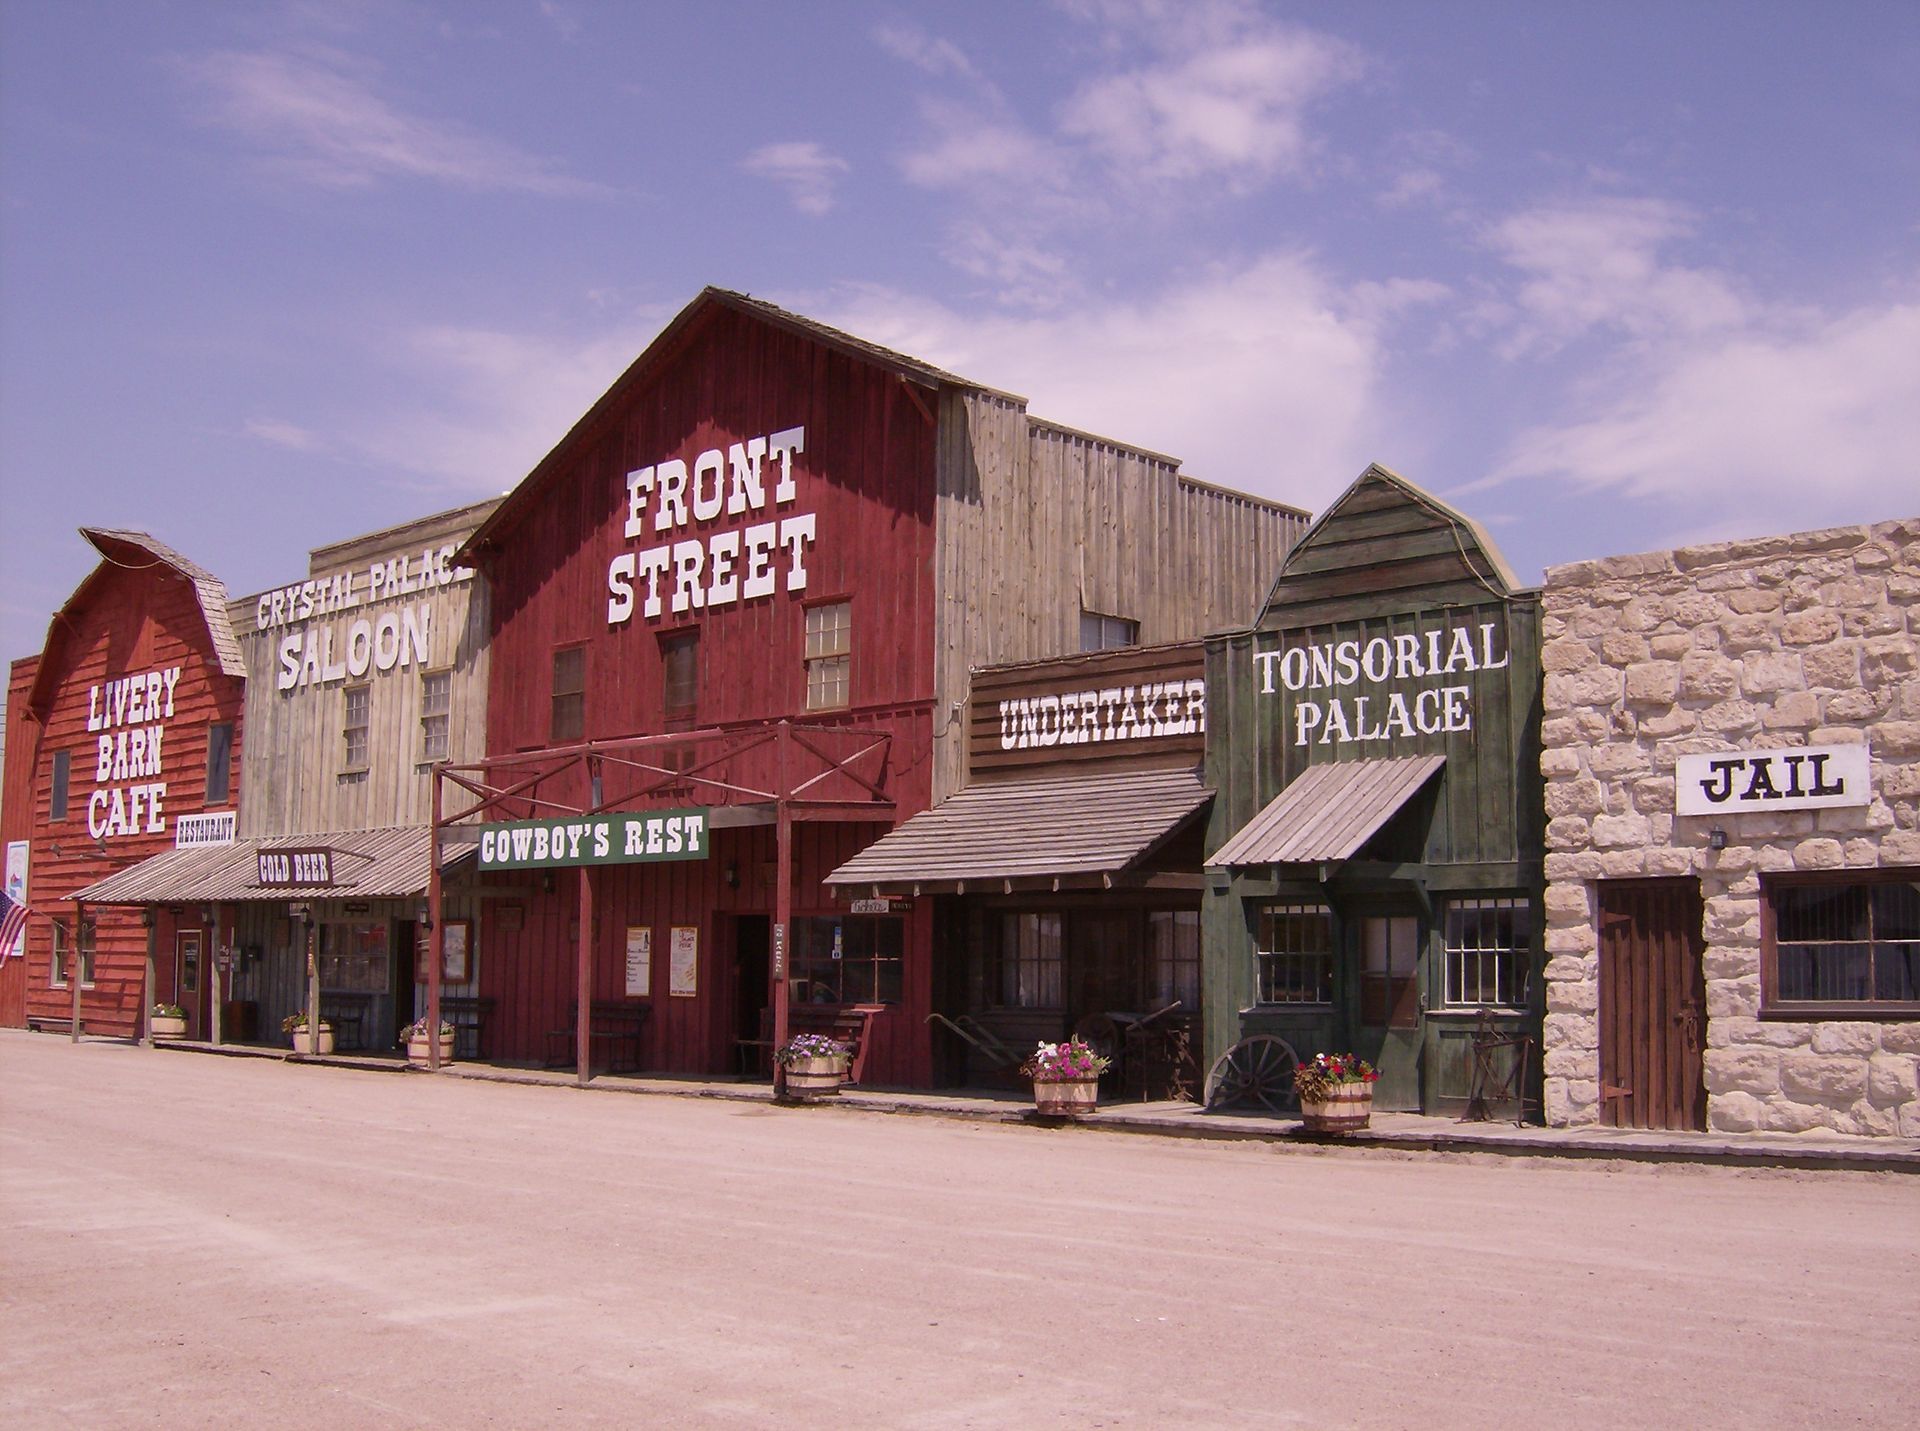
<box><xmin>242</xmin><ymin>418</ymin><xmax>323</xmax><ymax>452</ymax></box>
<box><xmin>179</xmin><ymin>47</ymin><xmax>607</xmax><ymax>195</ymax></box>
<box><xmin>1492</xmin><ymin>292</ymin><xmax>1920</xmax><ymax>522</ymax></box>
<box><xmin>872</xmin><ymin>21</ymin><xmax>980</xmax><ymax>80</ymax></box>
<box><xmin>741</xmin><ymin>141</ymin><xmax>851</xmax><ymax>217</ymax></box>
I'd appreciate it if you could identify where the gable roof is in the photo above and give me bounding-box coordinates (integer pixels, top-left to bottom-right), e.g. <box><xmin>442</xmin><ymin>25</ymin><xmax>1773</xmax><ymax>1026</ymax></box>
<box><xmin>1257</xmin><ymin>464</ymin><xmax>1528</xmax><ymax>627</ymax></box>
<box><xmin>27</xmin><ymin>529</ymin><xmax>245</xmax><ymax>714</ymax></box>
<box><xmin>457</xmin><ymin>287</ymin><xmax>1002</xmax><ymax>566</ymax></box>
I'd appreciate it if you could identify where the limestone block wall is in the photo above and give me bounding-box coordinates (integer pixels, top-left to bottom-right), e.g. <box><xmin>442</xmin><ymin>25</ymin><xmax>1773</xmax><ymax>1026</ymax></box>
<box><xmin>1540</xmin><ymin>518</ymin><xmax>1920</xmax><ymax>1137</ymax></box>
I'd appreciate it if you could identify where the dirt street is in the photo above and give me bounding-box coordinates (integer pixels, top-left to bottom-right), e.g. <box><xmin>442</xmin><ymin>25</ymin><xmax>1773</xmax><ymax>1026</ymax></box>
<box><xmin>1</xmin><ymin>1032</ymin><xmax>1913</xmax><ymax>1428</ymax></box>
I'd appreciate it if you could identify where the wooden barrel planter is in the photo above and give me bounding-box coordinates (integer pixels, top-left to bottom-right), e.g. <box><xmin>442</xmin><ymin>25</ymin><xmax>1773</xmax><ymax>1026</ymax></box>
<box><xmin>150</xmin><ymin>1013</ymin><xmax>188</xmax><ymax>1040</ymax></box>
<box><xmin>1300</xmin><ymin>1084</ymin><xmax>1374</xmax><ymax>1133</ymax></box>
<box><xmin>406</xmin><ymin>1030</ymin><xmax>456</xmax><ymax>1067</ymax></box>
<box><xmin>782</xmin><ymin>1054</ymin><xmax>850</xmax><ymax>1101</ymax></box>
<box><xmin>288</xmin><ymin>1023</ymin><xmax>334</xmax><ymax>1057</ymax></box>
<box><xmin>1032</xmin><ymin>1077</ymin><xmax>1100</xmax><ymax>1118</ymax></box>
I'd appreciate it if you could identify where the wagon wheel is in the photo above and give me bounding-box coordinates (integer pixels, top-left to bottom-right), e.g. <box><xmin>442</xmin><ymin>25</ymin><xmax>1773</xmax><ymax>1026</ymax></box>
<box><xmin>1204</xmin><ymin>1035</ymin><xmax>1300</xmax><ymax>1114</ymax></box>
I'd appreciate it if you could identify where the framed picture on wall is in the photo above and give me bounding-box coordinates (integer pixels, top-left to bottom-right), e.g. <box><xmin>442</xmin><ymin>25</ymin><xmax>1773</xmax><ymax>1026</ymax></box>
<box><xmin>414</xmin><ymin>919</ymin><xmax>472</xmax><ymax>984</ymax></box>
<box><xmin>669</xmin><ymin>925</ymin><xmax>698</xmax><ymax>997</ymax></box>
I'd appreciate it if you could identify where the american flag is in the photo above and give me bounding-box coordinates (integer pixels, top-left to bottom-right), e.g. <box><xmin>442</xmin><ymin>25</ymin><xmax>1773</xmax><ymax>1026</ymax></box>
<box><xmin>0</xmin><ymin>886</ymin><xmax>28</xmax><ymax>965</ymax></box>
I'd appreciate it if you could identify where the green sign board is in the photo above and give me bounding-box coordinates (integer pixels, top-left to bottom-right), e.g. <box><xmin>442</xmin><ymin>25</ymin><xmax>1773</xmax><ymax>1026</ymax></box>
<box><xmin>475</xmin><ymin>809</ymin><xmax>709</xmax><ymax>870</ymax></box>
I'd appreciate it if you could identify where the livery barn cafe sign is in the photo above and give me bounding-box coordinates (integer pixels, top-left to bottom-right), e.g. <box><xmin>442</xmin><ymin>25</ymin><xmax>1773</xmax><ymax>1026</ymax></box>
<box><xmin>476</xmin><ymin>809</ymin><xmax>711</xmax><ymax>870</ymax></box>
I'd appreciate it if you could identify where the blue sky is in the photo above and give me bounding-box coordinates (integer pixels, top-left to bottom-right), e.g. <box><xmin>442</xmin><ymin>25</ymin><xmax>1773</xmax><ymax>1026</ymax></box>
<box><xmin>3</xmin><ymin>0</ymin><xmax>1918</xmax><ymax>683</ymax></box>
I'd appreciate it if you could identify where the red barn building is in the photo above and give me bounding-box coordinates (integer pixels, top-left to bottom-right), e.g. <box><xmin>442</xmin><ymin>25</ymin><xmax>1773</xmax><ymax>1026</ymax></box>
<box><xmin>445</xmin><ymin>288</ymin><xmax>1304</xmax><ymax>1087</ymax></box>
<box><xmin>1</xmin><ymin>531</ymin><xmax>246</xmax><ymax>1037</ymax></box>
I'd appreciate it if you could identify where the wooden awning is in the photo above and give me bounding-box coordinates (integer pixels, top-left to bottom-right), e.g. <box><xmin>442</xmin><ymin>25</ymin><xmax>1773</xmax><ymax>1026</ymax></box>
<box><xmin>68</xmin><ymin>826</ymin><xmax>479</xmax><ymax>905</ymax></box>
<box><xmin>825</xmin><ymin>767</ymin><xmax>1211</xmax><ymax>894</ymax></box>
<box><xmin>1207</xmin><ymin>756</ymin><xmax>1445</xmax><ymax>867</ymax></box>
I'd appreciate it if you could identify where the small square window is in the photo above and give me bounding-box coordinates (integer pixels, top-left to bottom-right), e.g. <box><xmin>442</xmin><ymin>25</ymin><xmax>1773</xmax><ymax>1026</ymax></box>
<box><xmin>660</xmin><ymin>631</ymin><xmax>698</xmax><ymax>724</ymax></box>
<box><xmin>420</xmin><ymin>672</ymin><xmax>452</xmax><ymax>762</ymax></box>
<box><xmin>342</xmin><ymin>686</ymin><xmax>371</xmax><ymax>770</ymax></box>
<box><xmin>552</xmin><ymin>646</ymin><xmax>586</xmax><ymax>743</ymax></box>
<box><xmin>1080</xmin><ymin>610</ymin><xmax>1138</xmax><ymax>651</ymax></box>
<box><xmin>804</xmin><ymin>602</ymin><xmax>851</xmax><ymax>711</ymax></box>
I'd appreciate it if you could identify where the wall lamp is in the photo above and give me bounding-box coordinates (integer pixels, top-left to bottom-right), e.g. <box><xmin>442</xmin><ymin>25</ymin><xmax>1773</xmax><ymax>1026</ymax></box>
<box><xmin>1707</xmin><ymin>827</ymin><xmax>1728</xmax><ymax>851</ymax></box>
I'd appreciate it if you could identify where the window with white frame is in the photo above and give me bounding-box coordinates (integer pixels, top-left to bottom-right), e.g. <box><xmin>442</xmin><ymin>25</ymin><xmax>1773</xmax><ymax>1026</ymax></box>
<box><xmin>420</xmin><ymin>671</ymin><xmax>451</xmax><ymax>762</ymax></box>
<box><xmin>50</xmin><ymin>918</ymin><xmax>95</xmax><ymax>988</ymax></box>
<box><xmin>804</xmin><ymin>601</ymin><xmax>851</xmax><ymax>711</ymax></box>
<box><xmin>1256</xmin><ymin>902</ymin><xmax>1334</xmax><ymax>1005</ymax></box>
<box><xmin>1442</xmin><ymin>897</ymin><xmax>1533</xmax><ymax>1008</ymax></box>
<box><xmin>1766</xmin><ymin>872</ymin><xmax>1920</xmax><ymax>1014</ymax></box>
<box><xmin>342</xmin><ymin>685</ymin><xmax>370</xmax><ymax>770</ymax></box>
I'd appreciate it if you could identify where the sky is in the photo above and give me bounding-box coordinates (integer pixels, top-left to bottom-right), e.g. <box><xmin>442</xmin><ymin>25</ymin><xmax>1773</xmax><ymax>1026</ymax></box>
<box><xmin>3</xmin><ymin>0</ymin><xmax>1918</xmax><ymax>689</ymax></box>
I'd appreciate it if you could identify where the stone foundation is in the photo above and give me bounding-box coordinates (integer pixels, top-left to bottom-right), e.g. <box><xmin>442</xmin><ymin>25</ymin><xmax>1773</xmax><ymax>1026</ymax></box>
<box><xmin>1541</xmin><ymin>518</ymin><xmax>1920</xmax><ymax>1137</ymax></box>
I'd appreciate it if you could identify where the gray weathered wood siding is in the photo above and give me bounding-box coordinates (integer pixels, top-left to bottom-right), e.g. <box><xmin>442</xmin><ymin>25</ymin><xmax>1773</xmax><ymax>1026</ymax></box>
<box><xmin>932</xmin><ymin>391</ymin><xmax>1305</xmax><ymax>801</ymax></box>
<box><xmin>229</xmin><ymin>501</ymin><xmax>498</xmax><ymax>838</ymax></box>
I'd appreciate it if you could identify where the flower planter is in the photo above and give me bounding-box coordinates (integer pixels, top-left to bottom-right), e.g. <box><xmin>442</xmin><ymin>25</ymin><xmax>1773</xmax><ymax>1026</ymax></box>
<box><xmin>406</xmin><ymin>1030</ymin><xmax>456</xmax><ymax>1067</ymax></box>
<box><xmin>1300</xmin><ymin>1083</ymin><xmax>1373</xmax><ymax>1133</ymax></box>
<box><xmin>287</xmin><ymin>1023</ymin><xmax>334</xmax><ymax>1056</ymax></box>
<box><xmin>782</xmin><ymin>1053</ymin><xmax>850</xmax><ymax>1101</ymax></box>
<box><xmin>1032</xmin><ymin>1076</ymin><xmax>1100</xmax><ymax>1118</ymax></box>
<box><xmin>150</xmin><ymin>1013</ymin><xmax>188</xmax><ymax>1040</ymax></box>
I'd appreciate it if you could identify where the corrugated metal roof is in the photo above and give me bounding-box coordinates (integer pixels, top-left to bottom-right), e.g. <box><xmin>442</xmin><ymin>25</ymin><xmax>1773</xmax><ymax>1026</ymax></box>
<box><xmin>825</xmin><ymin>767</ymin><xmax>1211</xmax><ymax>891</ymax></box>
<box><xmin>1208</xmin><ymin>756</ymin><xmax>1445</xmax><ymax>867</ymax></box>
<box><xmin>70</xmin><ymin>826</ymin><xmax>475</xmax><ymax>905</ymax></box>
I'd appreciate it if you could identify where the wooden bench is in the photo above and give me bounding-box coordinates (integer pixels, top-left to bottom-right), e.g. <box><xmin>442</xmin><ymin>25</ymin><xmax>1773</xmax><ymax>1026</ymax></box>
<box><xmin>789</xmin><ymin>1003</ymin><xmax>883</xmax><ymax>1085</ymax></box>
<box><xmin>27</xmin><ymin>1015</ymin><xmax>79</xmax><ymax>1035</ymax></box>
<box><xmin>545</xmin><ymin>1000</ymin><xmax>650</xmax><ymax>1072</ymax></box>
<box><xmin>440</xmin><ymin>995</ymin><xmax>496</xmax><ymax>1061</ymax></box>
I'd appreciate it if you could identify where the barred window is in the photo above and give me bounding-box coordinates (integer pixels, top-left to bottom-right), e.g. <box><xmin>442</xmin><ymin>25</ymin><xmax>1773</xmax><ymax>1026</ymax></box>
<box><xmin>1149</xmin><ymin>909</ymin><xmax>1201</xmax><ymax>1009</ymax></box>
<box><xmin>420</xmin><ymin>672</ymin><xmax>451</xmax><ymax>762</ymax></box>
<box><xmin>1767</xmin><ymin>873</ymin><xmax>1920</xmax><ymax>1013</ymax></box>
<box><xmin>995</xmin><ymin>912</ymin><xmax>1063</xmax><ymax>1009</ymax></box>
<box><xmin>342</xmin><ymin>686</ymin><xmax>370</xmax><ymax>771</ymax></box>
<box><xmin>1442</xmin><ymin>897</ymin><xmax>1533</xmax><ymax>1008</ymax></box>
<box><xmin>804</xmin><ymin>602</ymin><xmax>851</xmax><ymax>711</ymax></box>
<box><xmin>1256</xmin><ymin>903</ymin><xmax>1333</xmax><ymax>1005</ymax></box>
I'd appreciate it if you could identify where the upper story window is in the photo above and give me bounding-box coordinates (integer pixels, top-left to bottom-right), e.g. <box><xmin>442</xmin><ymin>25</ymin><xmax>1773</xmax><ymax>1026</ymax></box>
<box><xmin>1765</xmin><ymin>872</ymin><xmax>1920</xmax><ymax>1015</ymax></box>
<box><xmin>342</xmin><ymin>686</ymin><xmax>371</xmax><ymax>771</ymax></box>
<box><xmin>420</xmin><ymin>671</ymin><xmax>452</xmax><ymax>762</ymax></box>
<box><xmin>551</xmin><ymin>646</ymin><xmax>586</xmax><ymax>743</ymax></box>
<box><xmin>205</xmin><ymin>723</ymin><xmax>234</xmax><ymax>803</ymax></box>
<box><xmin>660</xmin><ymin>630</ymin><xmax>698</xmax><ymax>725</ymax></box>
<box><xmin>804</xmin><ymin>601</ymin><xmax>851</xmax><ymax>711</ymax></box>
<box><xmin>50</xmin><ymin>749</ymin><xmax>71</xmax><ymax>820</ymax></box>
<box><xmin>1080</xmin><ymin>610</ymin><xmax>1138</xmax><ymax>652</ymax></box>
<box><xmin>1256</xmin><ymin>902</ymin><xmax>1333</xmax><ymax>1005</ymax></box>
<box><xmin>1442</xmin><ymin>897</ymin><xmax>1533</xmax><ymax>1009</ymax></box>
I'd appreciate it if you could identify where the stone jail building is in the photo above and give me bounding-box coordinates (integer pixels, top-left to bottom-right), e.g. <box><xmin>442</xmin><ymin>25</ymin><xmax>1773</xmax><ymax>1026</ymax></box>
<box><xmin>1539</xmin><ymin>518</ymin><xmax>1920</xmax><ymax>1137</ymax></box>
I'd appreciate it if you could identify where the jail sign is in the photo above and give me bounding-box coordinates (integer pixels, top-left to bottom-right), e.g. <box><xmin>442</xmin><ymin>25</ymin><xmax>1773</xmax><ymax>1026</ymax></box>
<box><xmin>1675</xmin><ymin>744</ymin><xmax>1870</xmax><ymax>816</ymax></box>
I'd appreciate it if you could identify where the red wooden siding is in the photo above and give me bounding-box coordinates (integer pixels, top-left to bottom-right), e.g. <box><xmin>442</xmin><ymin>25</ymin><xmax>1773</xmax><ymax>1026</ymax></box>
<box><xmin>13</xmin><ymin>559</ymin><xmax>245</xmax><ymax>1037</ymax></box>
<box><xmin>1</xmin><ymin>658</ymin><xmax>36</xmax><ymax>1026</ymax></box>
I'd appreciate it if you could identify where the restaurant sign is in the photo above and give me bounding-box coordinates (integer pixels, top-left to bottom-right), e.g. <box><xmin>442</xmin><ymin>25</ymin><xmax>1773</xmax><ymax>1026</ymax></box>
<box><xmin>476</xmin><ymin>809</ymin><xmax>710</xmax><ymax>870</ymax></box>
<box><xmin>1676</xmin><ymin>744</ymin><xmax>1869</xmax><ymax>816</ymax></box>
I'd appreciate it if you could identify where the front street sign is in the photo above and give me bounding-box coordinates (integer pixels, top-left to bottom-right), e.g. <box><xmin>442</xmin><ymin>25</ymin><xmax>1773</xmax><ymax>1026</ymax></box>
<box><xmin>475</xmin><ymin>809</ymin><xmax>710</xmax><ymax>870</ymax></box>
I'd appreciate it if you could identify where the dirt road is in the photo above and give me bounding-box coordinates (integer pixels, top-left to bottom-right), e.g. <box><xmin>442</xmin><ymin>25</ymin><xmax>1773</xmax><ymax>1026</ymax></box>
<box><xmin>1</xmin><ymin>1032</ymin><xmax>1913</xmax><ymax>1428</ymax></box>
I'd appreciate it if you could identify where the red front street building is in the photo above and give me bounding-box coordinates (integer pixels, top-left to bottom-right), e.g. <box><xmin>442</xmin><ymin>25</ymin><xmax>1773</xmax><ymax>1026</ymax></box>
<box><xmin>439</xmin><ymin>288</ymin><xmax>1303</xmax><ymax>1087</ymax></box>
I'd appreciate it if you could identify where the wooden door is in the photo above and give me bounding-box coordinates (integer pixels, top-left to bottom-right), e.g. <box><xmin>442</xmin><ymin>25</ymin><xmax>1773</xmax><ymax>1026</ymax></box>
<box><xmin>1598</xmin><ymin>879</ymin><xmax>1706</xmax><ymax>1131</ymax></box>
<box><xmin>1357</xmin><ymin>913</ymin><xmax>1422</xmax><ymax>1111</ymax></box>
<box><xmin>176</xmin><ymin>930</ymin><xmax>204</xmax><ymax>1039</ymax></box>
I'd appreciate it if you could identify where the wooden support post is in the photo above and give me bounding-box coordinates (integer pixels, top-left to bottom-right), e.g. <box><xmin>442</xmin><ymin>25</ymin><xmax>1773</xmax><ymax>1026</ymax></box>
<box><xmin>209</xmin><ymin>907</ymin><xmax>223</xmax><ymax>1048</ymax></box>
<box><xmin>306</xmin><ymin>912</ymin><xmax>320</xmax><ymax>1059</ymax></box>
<box><xmin>70</xmin><ymin>901</ymin><xmax>84</xmax><ymax>1042</ymax></box>
<box><xmin>428</xmin><ymin>778</ymin><xmax>444</xmax><ymax>1071</ymax></box>
<box><xmin>576</xmin><ymin>864</ymin><xmax>593</xmax><ymax>1087</ymax></box>
<box><xmin>772</xmin><ymin>723</ymin><xmax>792</xmax><ymax>1097</ymax></box>
<box><xmin>142</xmin><ymin>912</ymin><xmax>156</xmax><ymax>1048</ymax></box>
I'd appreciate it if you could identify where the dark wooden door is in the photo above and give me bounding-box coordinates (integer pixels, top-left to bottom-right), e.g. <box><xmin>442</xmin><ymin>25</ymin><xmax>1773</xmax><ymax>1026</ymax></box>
<box><xmin>1598</xmin><ymin>879</ymin><xmax>1706</xmax><ymax>1131</ymax></box>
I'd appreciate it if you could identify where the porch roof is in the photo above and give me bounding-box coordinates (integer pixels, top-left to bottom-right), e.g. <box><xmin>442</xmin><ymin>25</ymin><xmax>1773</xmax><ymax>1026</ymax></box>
<box><xmin>1207</xmin><ymin>755</ymin><xmax>1445</xmax><ymax>867</ymax></box>
<box><xmin>824</xmin><ymin>767</ymin><xmax>1211</xmax><ymax>894</ymax></box>
<box><xmin>69</xmin><ymin>826</ymin><xmax>480</xmax><ymax>905</ymax></box>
